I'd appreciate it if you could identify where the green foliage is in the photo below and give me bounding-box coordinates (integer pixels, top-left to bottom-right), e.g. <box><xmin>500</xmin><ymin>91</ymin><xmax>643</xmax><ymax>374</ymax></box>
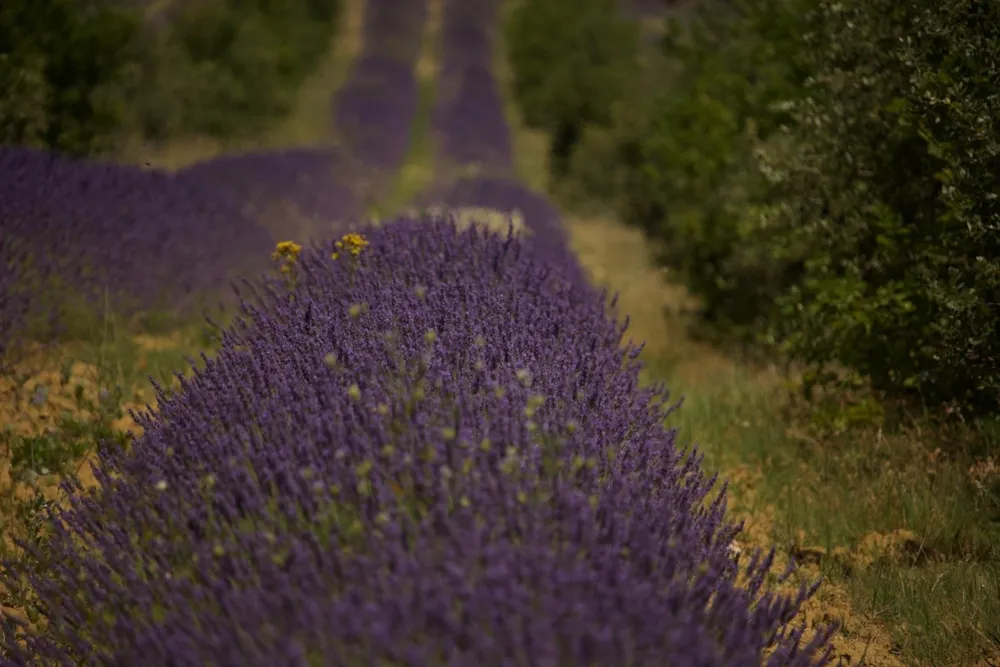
<box><xmin>0</xmin><ymin>0</ymin><xmax>343</xmax><ymax>156</ymax></box>
<box><xmin>0</xmin><ymin>0</ymin><xmax>141</xmax><ymax>156</ymax></box>
<box><xmin>610</xmin><ymin>0</ymin><xmax>812</xmax><ymax>342</ymax></box>
<box><xmin>597</xmin><ymin>0</ymin><xmax>999</xmax><ymax>417</ymax></box>
<box><xmin>504</xmin><ymin>0</ymin><xmax>640</xmax><ymax>178</ymax></box>
<box><xmin>133</xmin><ymin>0</ymin><xmax>342</xmax><ymax>141</ymax></box>
<box><xmin>758</xmin><ymin>0</ymin><xmax>1000</xmax><ymax>415</ymax></box>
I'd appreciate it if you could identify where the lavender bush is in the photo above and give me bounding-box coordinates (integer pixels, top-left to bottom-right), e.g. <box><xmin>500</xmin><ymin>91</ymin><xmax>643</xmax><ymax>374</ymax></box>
<box><xmin>422</xmin><ymin>0</ymin><xmax>587</xmax><ymax>297</ymax></box>
<box><xmin>0</xmin><ymin>219</ymin><xmax>833</xmax><ymax>665</ymax></box>
<box><xmin>334</xmin><ymin>55</ymin><xmax>421</xmax><ymax>184</ymax></box>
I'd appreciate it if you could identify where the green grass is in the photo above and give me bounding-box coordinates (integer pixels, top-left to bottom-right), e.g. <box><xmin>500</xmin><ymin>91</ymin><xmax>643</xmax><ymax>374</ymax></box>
<box><xmin>654</xmin><ymin>354</ymin><xmax>1000</xmax><ymax>666</ymax></box>
<box><xmin>496</xmin><ymin>4</ymin><xmax>1000</xmax><ymax>662</ymax></box>
<box><xmin>557</xmin><ymin>175</ymin><xmax>1000</xmax><ymax>667</ymax></box>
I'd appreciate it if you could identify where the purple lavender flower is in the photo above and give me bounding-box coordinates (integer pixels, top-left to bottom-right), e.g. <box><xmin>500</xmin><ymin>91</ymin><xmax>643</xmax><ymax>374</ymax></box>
<box><xmin>417</xmin><ymin>176</ymin><xmax>589</xmax><ymax>290</ymax></box>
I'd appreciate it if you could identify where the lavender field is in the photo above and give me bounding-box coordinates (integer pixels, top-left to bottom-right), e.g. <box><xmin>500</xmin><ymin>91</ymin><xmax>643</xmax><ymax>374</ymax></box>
<box><xmin>0</xmin><ymin>0</ymin><xmax>837</xmax><ymax>664</ymax></box>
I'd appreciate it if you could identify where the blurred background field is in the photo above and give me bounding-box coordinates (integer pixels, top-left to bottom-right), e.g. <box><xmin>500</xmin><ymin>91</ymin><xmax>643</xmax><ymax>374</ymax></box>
<box><xmin>2</xmin><ymin>0</ymin><xmax>999</xmax><ymax>664</ymax></box>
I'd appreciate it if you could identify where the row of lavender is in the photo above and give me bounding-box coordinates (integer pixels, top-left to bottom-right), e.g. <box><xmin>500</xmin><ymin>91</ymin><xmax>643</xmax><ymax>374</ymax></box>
<box><xmin>431</xmin><ymin>0</ymin><xmax>512</xmax><ymax>177</ymax></box>
<box><xmin>0</xmin><ymin>0</ymin><xmax>428</xmax><ymax>364</ymax></box>
<box><xmin>622</xmin><ymin>0</ymin><xmax>672</xmax><ymax>19</ymax></box>
<box><xmin>334</xmin><ymin>0</ymin><xmax>427</xmax><ymax>204</ymax></box>
<box><xmin>0</xmin><ymin>148</ymin><xmax>275</xmax><ymax>355</ymax></box>
<box><xmin>0</xmin><ymin>222</ymin><xmax>834</xmax><ymax>666</ymax></box>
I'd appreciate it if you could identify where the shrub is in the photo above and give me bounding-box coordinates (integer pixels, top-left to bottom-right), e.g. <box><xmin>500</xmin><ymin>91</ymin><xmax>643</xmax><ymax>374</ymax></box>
<box><xmin>504</xmin><ymin>0</ymin><xmax>641</xmax><ymax>178</ymax></box>
<box><xmin>609</xmin><ymin>0</ymin><xmax>999</xmax><ymax>415</ymax></box>
<box><xmin>0</xmin><ymin>0</ymin><xmax>142</xmax><ymax>156</ymax></box>
<box><xmin>756</xmin><ymin>0</ymin><xmax>1000</xmax><ymax>415</ymax></box>
<box><xmin>132</xmin><ymin>0</ymin><xmax>344</xmax><ymax>142</ymax></box>
<box><xmin>1</xmin><ymin>0</ymin><xmax>345</xmax><ymax>155</ymax></box>
<box><xmin>611</xmin><ymin>0</ymin><xmax>812</xmax><ymax>342</ymax></box>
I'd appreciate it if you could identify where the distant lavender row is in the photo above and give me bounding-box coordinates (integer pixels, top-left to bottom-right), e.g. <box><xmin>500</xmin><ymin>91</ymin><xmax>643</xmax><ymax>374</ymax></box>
<box><xmin>0</xmin><ymin>146</ymin><xmax>274</xmax><ymax>322</ymax></box>
<box><xmin>432</xmin><ymin>0</ymin><xmax>512</xmax><ymax>176</ymax></box>
<box><xmin>0</xmin><ymin>220</ymin><xmax>834</xmax><ymax>665</ymax></box>
<box><xmin>361</xmin><ymin>0</ymin><xmax>428</xmax><ymax>63</ymax></box>
<box><xmin>331</xmin><ymin>0</ymin><xmax>427</xmax><ymax>202</ymax></box>
<box><xmin>421</xmin><ymin>0</ymin><xmax>584</xmax><ymax>286</ymax></box>
<box><xmin>0</xmin><ymin>0</ymin><xmax>429</xmax><ymax>358</ymax></box>
<box><xmin>622</xmin><ymin>0</ymin><xmax>671</xmax><ymax>19</ymax></box>
<box><xmin>174</xmin><ymin>148</ymin><xmax>361</xmax><ymax>244</ymax></box>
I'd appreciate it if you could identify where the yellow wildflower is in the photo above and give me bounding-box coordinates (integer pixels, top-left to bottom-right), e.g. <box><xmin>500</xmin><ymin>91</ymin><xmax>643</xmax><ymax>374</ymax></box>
<box><xmin>272</xmin><ymin>240</ymin><xmax>303</xmax><ymax>290</ymax></box>
<box><xmin>342</xmin><ymin>233</ymin><xmax>369</xmax><ymax>255</ymax></box>
<box><xmin>331</xmin><ymin>232</ymin><xmax>369</xmax><ymax>260</ymax></box>
<box><xmin>272</xmin><ymin>240</ymin><xmax>302</xmax><ymax>262</ymax></box>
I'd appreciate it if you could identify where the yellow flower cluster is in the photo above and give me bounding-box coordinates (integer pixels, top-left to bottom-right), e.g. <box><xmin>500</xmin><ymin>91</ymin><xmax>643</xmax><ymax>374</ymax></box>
<box><xmin>331</xmin><ymin>232</ymin><xmax>369</xmax><ymax>260</ymax></box>
<box><xmin>271</xmin><ymin>241</ymin><xmax>303</xmax><ymax>275</ymax></box>
<box><xmin>271</xmin><ymin>233</ymin><xmax>369</xmax><ymax>278</ymax></box>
